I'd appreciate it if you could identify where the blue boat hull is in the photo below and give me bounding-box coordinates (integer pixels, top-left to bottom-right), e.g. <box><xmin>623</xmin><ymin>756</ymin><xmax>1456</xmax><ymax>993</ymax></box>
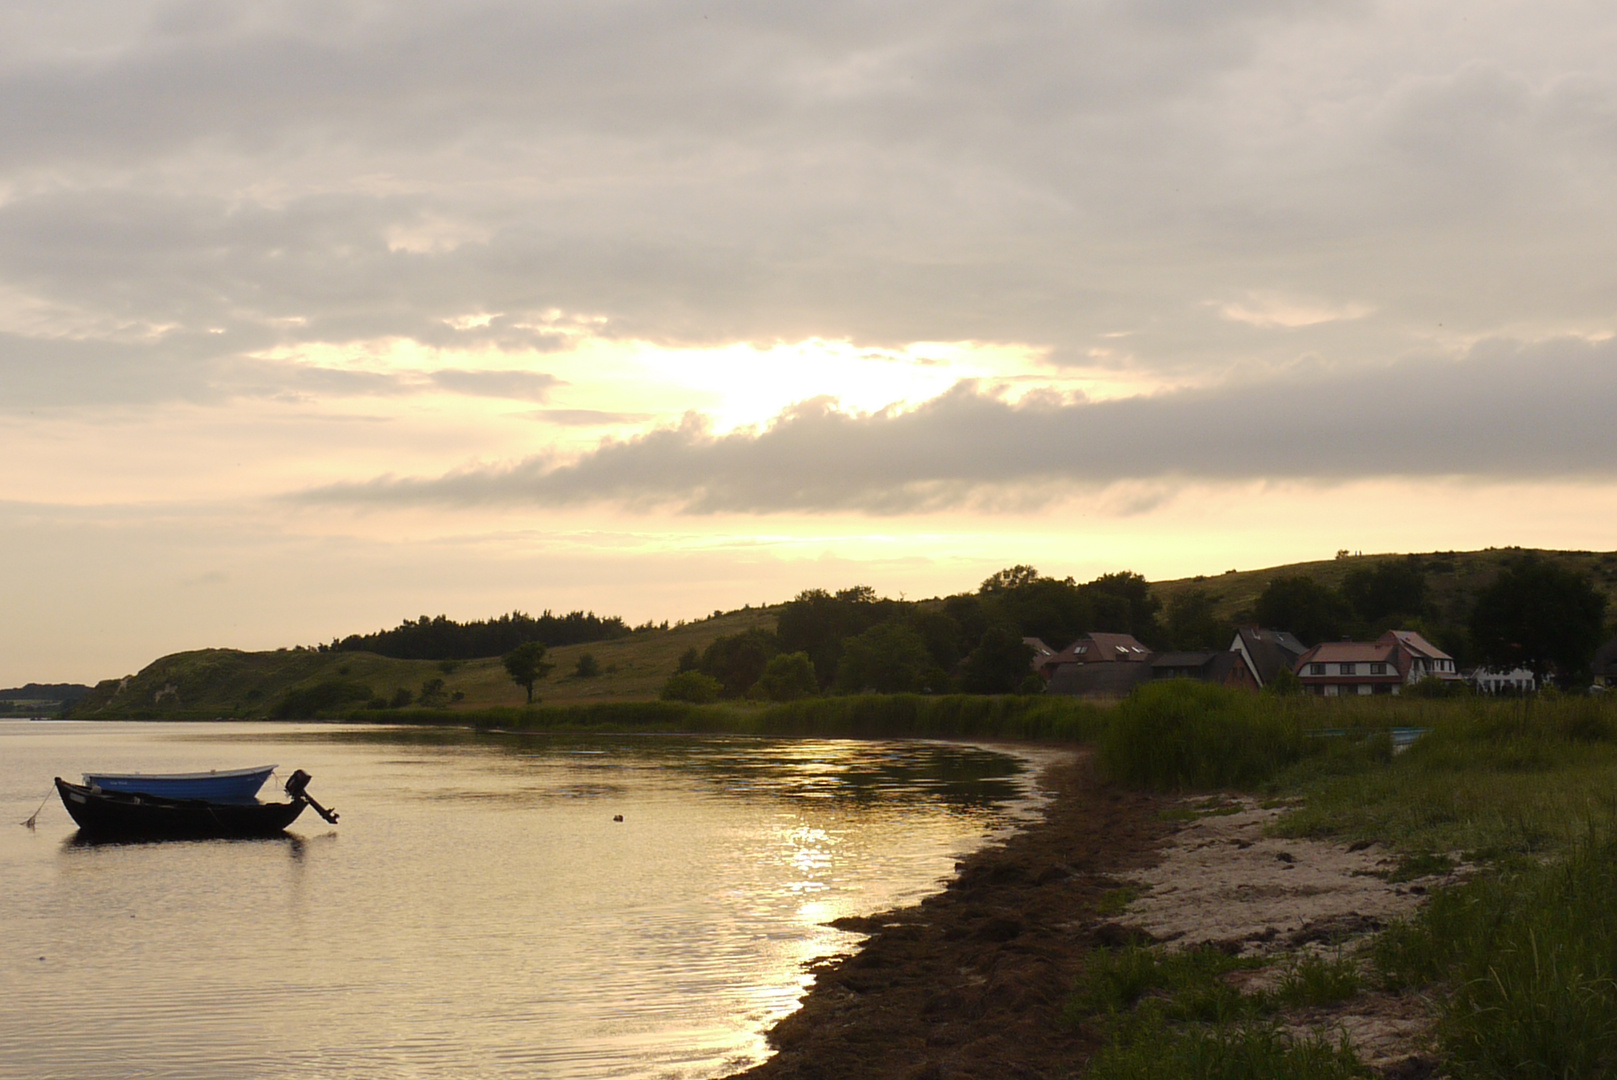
<box><xmin>81</xmin><ymin>765</ymin><xmax>276</xmax><ymax>801</ymax></box>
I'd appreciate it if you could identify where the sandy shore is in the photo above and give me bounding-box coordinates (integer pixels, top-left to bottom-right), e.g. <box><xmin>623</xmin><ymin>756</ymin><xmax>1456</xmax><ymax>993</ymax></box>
<box><xmin>730</xmin><ymin>755</ymin><xmax>1448</xmax><ymax>1080</ymax></box>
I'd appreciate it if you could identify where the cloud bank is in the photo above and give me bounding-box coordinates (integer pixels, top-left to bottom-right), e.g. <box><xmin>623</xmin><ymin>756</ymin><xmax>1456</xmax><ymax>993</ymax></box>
<box><xmin>295</xmin><ymin>337</ymin><xmax>1617</xmax><ymax>513</ymax></box>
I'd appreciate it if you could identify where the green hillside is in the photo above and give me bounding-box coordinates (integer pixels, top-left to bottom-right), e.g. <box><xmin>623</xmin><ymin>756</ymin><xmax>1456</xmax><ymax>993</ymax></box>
<box><xmin>68</xmin><ymin>607</ymin><xmax>778</xmax><ymax>720</ymax></box>
<box><xmin>1151</xmin><ymin>547</ymin><xmax>1617</xmax><ymax>638</ymax></box>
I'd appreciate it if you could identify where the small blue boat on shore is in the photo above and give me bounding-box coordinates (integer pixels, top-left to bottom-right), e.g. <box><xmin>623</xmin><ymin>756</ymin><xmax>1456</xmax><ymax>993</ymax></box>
<box><xmin>81</xmin><ymin>765</ymin><xmax>276</xmax><ymax>802</ymax></box>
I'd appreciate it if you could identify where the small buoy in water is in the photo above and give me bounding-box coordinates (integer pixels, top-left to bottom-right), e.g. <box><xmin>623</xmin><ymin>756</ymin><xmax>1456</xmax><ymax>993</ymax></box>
<box><xmin>613</xmin><ymin>814</ymin><xmax>623</xmax><ymax>822</ymax></box>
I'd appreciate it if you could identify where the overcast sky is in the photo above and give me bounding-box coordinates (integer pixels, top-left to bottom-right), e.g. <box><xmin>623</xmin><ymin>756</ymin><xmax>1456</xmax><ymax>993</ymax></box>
<box><xmin>4</xmin><ymin>0</ymin><xmax>1616</xmax><ymax>684</ymax></box>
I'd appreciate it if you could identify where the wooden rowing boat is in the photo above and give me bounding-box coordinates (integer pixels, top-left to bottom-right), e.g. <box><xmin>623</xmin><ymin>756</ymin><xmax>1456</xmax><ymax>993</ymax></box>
<box><xmin>54</xmin><ymin>769</ymin><xmax>338</xmax><ymax>840</ymax></box>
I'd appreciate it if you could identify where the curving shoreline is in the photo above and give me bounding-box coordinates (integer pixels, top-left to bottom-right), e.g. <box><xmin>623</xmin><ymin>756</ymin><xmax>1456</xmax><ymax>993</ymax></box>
<box><xmin>729</xmin><ymin>753</ymin><xmax>1175</xmax><ymax>1080</ymax></box>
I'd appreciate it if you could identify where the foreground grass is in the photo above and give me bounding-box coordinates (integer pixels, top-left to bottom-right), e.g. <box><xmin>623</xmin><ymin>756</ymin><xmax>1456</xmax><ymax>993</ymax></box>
<box><xmin>1064</xmin><ymin>944</ymin><xmax>1368</xmax><ymax>1079</ymax></box>
<box><xmin>1373</xmin><ymin>831</ymin><xmax>1617</xmax><ymax>1078</ymax></box>
<box><xmin>1068</xmin><ymin>686</ymin><xmax>1617</xmax><ymax>1078</ymax></box>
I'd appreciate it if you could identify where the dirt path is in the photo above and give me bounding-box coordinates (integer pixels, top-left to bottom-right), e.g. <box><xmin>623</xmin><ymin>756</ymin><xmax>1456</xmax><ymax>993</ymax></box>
<box><xmin>728</xmin><ymin>754</ymin><xmax>1175</xmax><ymax>1080</ymax></box>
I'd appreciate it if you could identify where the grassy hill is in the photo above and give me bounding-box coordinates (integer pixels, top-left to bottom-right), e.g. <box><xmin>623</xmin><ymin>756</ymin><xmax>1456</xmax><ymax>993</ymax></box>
<box><xmin>1150</xmin><ymin>547</ymin><xmax>1617</xmax><ymax>632</ymax></box>
<box><xmin>69</xmin><ymin>607</ymin><xmax>778</xmax><ymax>720</ymax></box>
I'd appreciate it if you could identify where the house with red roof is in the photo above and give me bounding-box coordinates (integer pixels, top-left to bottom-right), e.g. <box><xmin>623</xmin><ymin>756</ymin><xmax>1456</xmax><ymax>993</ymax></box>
<box><xmin>1293</xmin><ymin>629</ymin><xmax>1461</xmax><ymax>696</ymax></box>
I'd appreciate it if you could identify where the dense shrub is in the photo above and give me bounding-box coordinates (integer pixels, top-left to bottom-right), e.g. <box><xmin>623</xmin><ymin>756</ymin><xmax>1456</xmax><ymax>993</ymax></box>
<box><xmin>833</xmin><ymin>622</ymin><xmax>936</xmax><ymax>694</ymax></box>
<box><xmin>1099</xmin><ymin>680</ymin><xmax>1309</xmax><ymax>790</ymax></box>
<box><xmin>957</xmin><ymin>626</ymin><xmax>1037</xmax><ymax>694</ymax></box>
<box><xmin>660</xmin><ymin>671</ymin><xmax>723</xmax><ymax>704</ymax></box>
<box><xmin>753</xmin><ymin>652</ymin><xmax>818</xmax><ymax>702</ymax></box>
<box><xmin>700</xmin><ymin>629</ymin><xmax>778</xmax><ymax>697</ymax></box>
<box><xmin>273</xmin><ymin>679</ymin><xmax>375</xmax><ymax>718</ymax></box>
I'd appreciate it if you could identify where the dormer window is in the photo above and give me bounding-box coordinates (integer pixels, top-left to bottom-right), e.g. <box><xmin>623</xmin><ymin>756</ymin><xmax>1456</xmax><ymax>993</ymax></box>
<box><xmin>1339</xmin><ymin>663</ymin><xmax>1357</xmax><ymax>676</ymax></box>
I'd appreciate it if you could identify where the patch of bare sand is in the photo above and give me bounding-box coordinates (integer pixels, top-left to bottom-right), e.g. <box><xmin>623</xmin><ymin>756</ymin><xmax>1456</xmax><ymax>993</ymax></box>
<box><xmin>1113</xmin><ymin>796</ymin><xmax>1460</xmax><ymax>1074</ymax></box>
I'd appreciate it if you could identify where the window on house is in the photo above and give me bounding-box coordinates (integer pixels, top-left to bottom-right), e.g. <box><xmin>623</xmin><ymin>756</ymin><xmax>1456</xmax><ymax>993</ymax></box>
<box><xmin>1309</xmin><ymin>663</ymin><xmax>1325</xmax><ymax>675</ymax></box>
<box><xmin>1370</xmin><ymin>663</ymin><xmax>1386</xmax><ymax>675</ymax></box>
<box><xmin>1339</xmin><ymin>663</ymin><xmax>1357</xmax><ymax>676</ymax></box>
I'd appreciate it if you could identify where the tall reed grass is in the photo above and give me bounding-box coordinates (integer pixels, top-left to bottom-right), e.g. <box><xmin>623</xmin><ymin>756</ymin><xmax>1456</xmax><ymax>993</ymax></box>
<box><xmin>1097</xmin><ymin>681</ymin><xmax>1316</xmax><ymax>790</ymax></box>
<box><xmin>1275</xmin><ymin>692</ymin><xmax>1617</xmax><ymax>860</ymax></box>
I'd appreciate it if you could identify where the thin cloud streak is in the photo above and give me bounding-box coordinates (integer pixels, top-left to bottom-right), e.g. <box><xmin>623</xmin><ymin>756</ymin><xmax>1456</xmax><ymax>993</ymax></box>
<box><xmin>292</xmin><ymin>337</ymin><xmax>1617</xmax><ymax>514</ymax></box>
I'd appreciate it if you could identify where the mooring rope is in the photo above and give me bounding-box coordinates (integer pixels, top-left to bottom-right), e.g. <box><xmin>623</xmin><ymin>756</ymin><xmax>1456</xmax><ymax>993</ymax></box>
<box><xmin>21</xmin><ymin>788</ymin><xmax>50</xmax><ymax>829</ymax></box>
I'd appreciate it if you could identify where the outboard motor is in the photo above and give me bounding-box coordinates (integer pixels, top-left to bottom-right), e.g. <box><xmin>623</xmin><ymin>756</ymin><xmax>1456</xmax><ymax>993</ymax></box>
<box><xmin>284</xmin><ymin>769</ymin><xmax>340</xmax><ymax>824</ymax></box>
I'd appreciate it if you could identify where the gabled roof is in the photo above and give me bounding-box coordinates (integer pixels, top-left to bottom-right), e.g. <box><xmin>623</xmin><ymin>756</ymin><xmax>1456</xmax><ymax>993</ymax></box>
<box><xmin>1379</xmin><ymin>630</ymin><xmax>1453</xmax><ymax>662</ymax></box>
<box><xmin>1023</xmin><ymin>637</ymin><xmax>1057</xmax><ymax>658</ymax></box>
<box><xmin>1235</xmin><ymin>627</ymin><xmax>1308</xmax><ymax>656</ymax></box>
<box><xmin>1051</xmin><ymin>633</ymin><xmax>1153</xmax><ymax>664</ymax></box>
<box><xmin>1299</xmin><ymin>642</ymin><xmax>1399</xmax><ymax>665</ymax></box>
<box><xmin>1232</xmin><ymin>627</ymin><xmax>1310</xmax><ymax>686</ymax></box>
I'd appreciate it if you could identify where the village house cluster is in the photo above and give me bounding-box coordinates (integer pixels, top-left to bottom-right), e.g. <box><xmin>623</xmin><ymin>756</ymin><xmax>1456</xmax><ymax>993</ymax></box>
<box><xmin>1027</xmin><ymin>627</ymin><xmax>1617</xmax><ymax>697</ymax></box>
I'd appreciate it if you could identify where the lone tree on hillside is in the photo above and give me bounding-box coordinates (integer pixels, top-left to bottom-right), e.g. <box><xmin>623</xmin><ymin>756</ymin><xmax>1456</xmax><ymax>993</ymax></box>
<box><xmin>1470</xmin><ymin>554</ymin><xmax>1607</xmax><ymax>681</ymax></box>
<box><xmin>503</xmin><ymin>641</ymin><xmax>554</xmax><ymax>704</ymax></box>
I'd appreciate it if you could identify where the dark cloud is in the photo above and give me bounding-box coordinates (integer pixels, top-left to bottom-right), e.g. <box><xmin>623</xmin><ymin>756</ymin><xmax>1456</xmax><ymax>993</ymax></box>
<box><xmin>292</xmin><ymin>337</ymin><xmax>1617</xmax><ymax>514</ymax></box>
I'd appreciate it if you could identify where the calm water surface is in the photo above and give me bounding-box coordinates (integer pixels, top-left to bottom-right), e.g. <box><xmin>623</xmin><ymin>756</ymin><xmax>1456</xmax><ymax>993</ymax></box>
<box><xmin>0</xmin><ymin>721</ymin><xmax>1047</xmax><ymax>1080</ymax></box>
